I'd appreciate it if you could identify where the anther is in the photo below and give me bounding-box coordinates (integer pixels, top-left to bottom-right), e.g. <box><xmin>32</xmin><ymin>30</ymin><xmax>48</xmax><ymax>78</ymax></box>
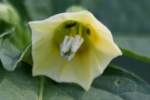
<box><xmin>65</xmin><ymin>22</ymin><xmax>77</xmax><ymax>28</ymax></box>
<box><xmin>60</xmin><ymin>35</ymin><xmax>84</xmax><ymax>61</ymax></box>
<box><xmin>86</xmin><ymin>28</ymin><xmax>90</xmax><ymax>35</ymax></box>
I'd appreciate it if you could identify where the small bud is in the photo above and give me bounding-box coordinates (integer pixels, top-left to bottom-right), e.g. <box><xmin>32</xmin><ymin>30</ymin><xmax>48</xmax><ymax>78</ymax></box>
<box><xmin>0</xmin><ymin>3</ymin><xmax>20</xmax><ymax>26</ymax></box>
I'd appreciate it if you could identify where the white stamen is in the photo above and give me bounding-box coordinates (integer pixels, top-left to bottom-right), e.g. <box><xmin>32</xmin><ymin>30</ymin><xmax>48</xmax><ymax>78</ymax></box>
<box><xmin>60</xmin><ymin>35</ymin><xmax>84</xmax><ymax>61</ymax></box>
<box><xmin>71</xmin><ymin>35</ymin><xmax>84</xmax><ymax>52</ymax></box>
<box><xmin>60</xmin><ymin>35</ymin><xmax>73</xmax><ymax>56</ymax></box>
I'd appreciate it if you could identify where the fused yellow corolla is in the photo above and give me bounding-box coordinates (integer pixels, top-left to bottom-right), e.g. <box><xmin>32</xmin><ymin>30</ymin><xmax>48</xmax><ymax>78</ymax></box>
<box><xmin>29</xmin><ymin>11</ymin><xmax>122</xmax><ymax>91</ymax></box>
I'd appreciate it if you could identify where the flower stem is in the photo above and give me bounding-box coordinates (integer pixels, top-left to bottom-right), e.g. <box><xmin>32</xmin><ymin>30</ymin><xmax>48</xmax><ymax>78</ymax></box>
<box><xmin>38</xmin><ymin>76</ymin><xmax>45</xmax><ymax>100</ymax></box>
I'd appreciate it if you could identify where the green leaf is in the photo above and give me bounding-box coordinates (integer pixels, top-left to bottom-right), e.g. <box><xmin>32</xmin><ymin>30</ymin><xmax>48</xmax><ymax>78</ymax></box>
<box><xmin>111</xmin><ymin>55</ymin><xmax>150</xmax><ymax>84</ymax></box>
<box><xmin>0</xmin><ymin>24</ymin><xmax>31</xmax><ymax>71</ymax></box>
<box><xmin>0</xmin><ymin>63</ymin><xmax>149</xmax><ymax>100</ymax></box>
<box><xmin>0</xmin><ymin>3</ymin><xmax>31</xmax><ymax>71</ymax></box>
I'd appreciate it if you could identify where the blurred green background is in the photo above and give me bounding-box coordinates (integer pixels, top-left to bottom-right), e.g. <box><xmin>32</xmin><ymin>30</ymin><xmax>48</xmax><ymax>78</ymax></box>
<box><xmin>8</xmin><ymin>0</ymin><xmax>150</xmax><ymax>33</ymax></box>
<box><xmin>1</xmin><ymin>0</ymin><xmax>150</xmax><ymax>83</ymax></box>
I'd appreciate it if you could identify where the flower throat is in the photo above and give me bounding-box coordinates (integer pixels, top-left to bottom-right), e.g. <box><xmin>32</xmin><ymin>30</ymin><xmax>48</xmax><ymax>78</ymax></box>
<box><xmin>59</xmin><ymin>21</ymin><xmax>89</xmax><ymax>61</ymax></box>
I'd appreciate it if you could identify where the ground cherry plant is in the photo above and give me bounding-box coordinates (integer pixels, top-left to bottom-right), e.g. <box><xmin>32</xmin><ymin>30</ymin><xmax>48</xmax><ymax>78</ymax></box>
<box><xmin>0</xmin><ymin>1</ymin><xmax>150</xmax><ymax>100</ymax></box>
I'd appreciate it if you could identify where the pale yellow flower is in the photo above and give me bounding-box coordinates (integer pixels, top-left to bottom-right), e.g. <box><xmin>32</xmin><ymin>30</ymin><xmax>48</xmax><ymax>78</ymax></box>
<box><xmin>29</xmin><ymin>11</ymin><xmax>122</xmax><ymax>91</ymax></box>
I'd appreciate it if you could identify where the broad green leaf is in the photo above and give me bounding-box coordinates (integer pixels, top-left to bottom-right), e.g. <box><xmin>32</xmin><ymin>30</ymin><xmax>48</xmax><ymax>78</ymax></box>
<box><xmin>0</xmin><ymin>63</ymin><xmax>149</xmax><ymax>100</ymax></box>
<box><xmin>0</xmin><ymin>24</ymin><xmax>31</xmax><ymax>71</ymax></box>
<box><xmin>111</xmin><ymin>55</ymin><xmax>150</xmax><ymax>84</ymax></box>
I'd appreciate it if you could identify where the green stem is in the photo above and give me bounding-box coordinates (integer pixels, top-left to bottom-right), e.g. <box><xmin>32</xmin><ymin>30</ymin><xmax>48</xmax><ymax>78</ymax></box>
<box><xmin>38</xmin><ymin>76</ymin><xmax>45</xmax><ymax>100</ymax></box>
<box><xmin>121</xmin><ymin>48</ymin><xmax>150</xmax><ymax>63</ymax></box>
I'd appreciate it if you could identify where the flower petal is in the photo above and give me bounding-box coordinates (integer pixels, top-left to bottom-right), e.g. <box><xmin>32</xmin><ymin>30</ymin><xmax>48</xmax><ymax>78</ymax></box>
<box><xmin>32</xmin><ymin>41</ymin><xmax>92</xmax><ymax>90</ymax></box>
<box><xmin>29</xmin><ymin>11</ymin><xmax>113</xmax><ymax>44</ymax></box>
